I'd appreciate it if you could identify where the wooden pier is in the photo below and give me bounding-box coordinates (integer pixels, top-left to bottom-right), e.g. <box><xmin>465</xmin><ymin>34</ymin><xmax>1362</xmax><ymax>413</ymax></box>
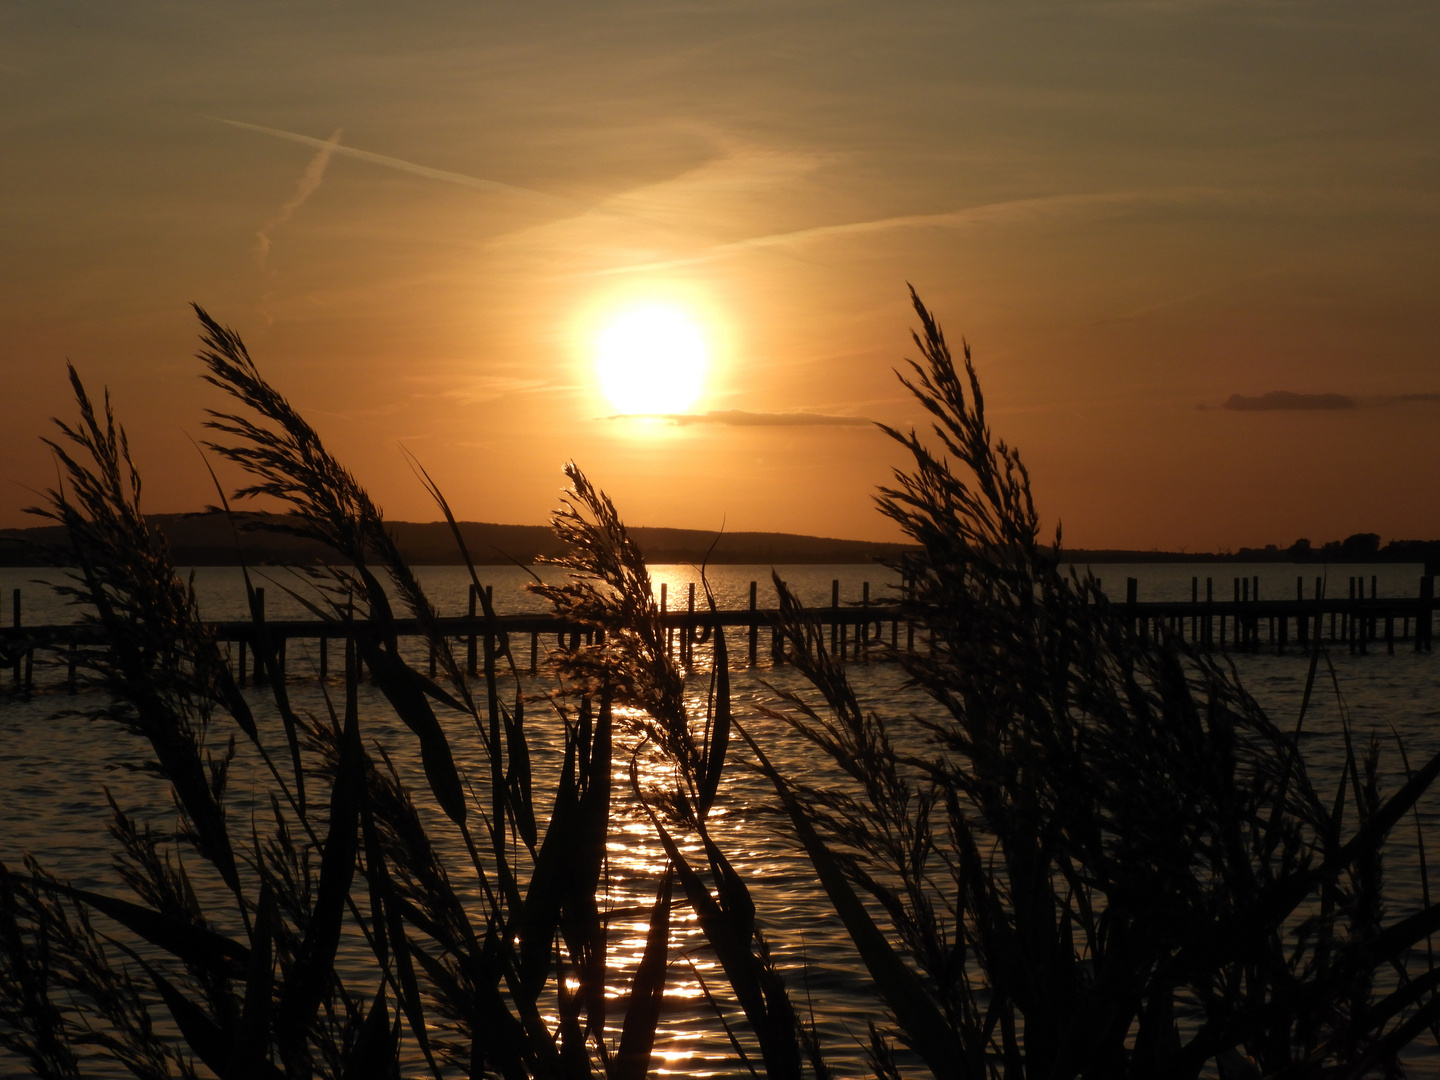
<box><xmin>0</xmin><ymin>574</ymin><xmax>1434</xmax><ymax>693</ymax></box>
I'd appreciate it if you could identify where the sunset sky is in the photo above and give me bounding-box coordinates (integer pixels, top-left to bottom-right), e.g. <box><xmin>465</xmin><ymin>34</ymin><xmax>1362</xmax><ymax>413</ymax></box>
<box><xmin>2</xmin><ymin>1</ymin><xmax>1437</xmax><ymax>549</ymax></box>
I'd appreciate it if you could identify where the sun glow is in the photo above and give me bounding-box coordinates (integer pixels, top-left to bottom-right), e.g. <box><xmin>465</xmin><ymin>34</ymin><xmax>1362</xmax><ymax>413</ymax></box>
<box><xmin>594</xmin><ymin>304</ymin><xmax>708</xmax><ymax>415</ymax></box>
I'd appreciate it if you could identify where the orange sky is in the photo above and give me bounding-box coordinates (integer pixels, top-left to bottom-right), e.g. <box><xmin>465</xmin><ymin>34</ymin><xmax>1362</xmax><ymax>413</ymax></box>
<box><xmin>2</xmin><ymin>2</ymin><xmax>1437</xmax><ymax>549</ymax></box>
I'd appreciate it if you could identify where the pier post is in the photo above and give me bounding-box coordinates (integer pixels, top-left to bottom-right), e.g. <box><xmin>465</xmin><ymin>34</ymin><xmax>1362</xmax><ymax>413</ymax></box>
<box><xmin>530</xmin><ymin>631</ymin><xmax>538</xmax><ymax>675</ymax></box>
<box><xmin>10</xmin><ymin>589</ymin><xmax>18</xmax><ymax>685</ymax></box>
<box><xmin>1296</xmin><ymin>577</ymin><xmax>1308</xmax><ymax>647</ymax></box>
<box><xmin>1204</xmin><ymin>577</ymin><xmax>1213</xmax><ymax>647</ymax></box>
<box><xmin>467</xmin><ymin>585</ymin><xmax>479</xmax><ymax>678</ymax></box>
<box><xmin>770</xmin><ymin>578</ymin><xmax>784</xmax><ymax>665</ymax></box>
<box><xmin>253</xmin><ymin>588</ymin><xmax>268</xmax><ymax>684</ymax></box>
<box><xmin>905</xmin><ymin>575</ymin><xmax>915</xmax><ymax>653</ymax></box>
<box><xmin>686</xmin><ymin>583</ymin><xmax>695</xmax><ymax>667</ymax></box>
<box><xmin>831</xmin><ymin>580</ymin><xmax>840</xmax><ymax>655</ymax></box>
<box><xmin>485</xmin><ymin>586</ymin><xmax>499</xmax><ymax>672</ymax></box>
<box><xmin>1372</xmin><ymin>576</ymin><xmax>1379</xmax><ymax>646</ymax></box>
<box><xmin>661</xmin><ymin>583</ymin><xmax>670</xmax><ymax>658</ymax></box>
<box><xmin>1343</xmin><ymin>578</ymin><xmax>1351</xmax><ymax>651</ymax></box>
<box><xmin>1418</xmin><ymin>576</ymin><xmax>1434</xmax><ymax>653</ymax></box>
<box><xmin>748</xmin><ymin>581</ymin><xmax>758</xmax><ymax>666</ymax></box>
<box><xmin>1126</xmin><ymin>578</ymin><xmax>1138</xmax><ymax>637</ymax></box>
<box><xmin>319</xmin><ymin>635</ymin><xmax>328</xmax><ymax>680</ymax></box>
<box><xmin>861</xmin><ymin>581</ymin><xmax>870</xmax><ymax>661</ymax></box>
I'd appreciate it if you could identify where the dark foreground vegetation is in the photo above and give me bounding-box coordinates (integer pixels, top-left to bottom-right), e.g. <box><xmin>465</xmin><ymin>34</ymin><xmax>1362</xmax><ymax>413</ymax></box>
<box><xmin>2</xmin><ymin>294</ymin><xmax>1439</xmax><ymax>1079</ymax></box>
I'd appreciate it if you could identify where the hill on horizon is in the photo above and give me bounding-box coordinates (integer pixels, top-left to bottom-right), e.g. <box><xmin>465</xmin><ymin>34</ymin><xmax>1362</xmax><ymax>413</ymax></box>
<box><xmin>0</xmin><ymin>512</ymin><xmax>917</xmax><ymax>568</ymax></box>
<box><xmin>3</xmin><ymin>514</ymin><xmax>1436</xmax><ymax>572</ymax></box>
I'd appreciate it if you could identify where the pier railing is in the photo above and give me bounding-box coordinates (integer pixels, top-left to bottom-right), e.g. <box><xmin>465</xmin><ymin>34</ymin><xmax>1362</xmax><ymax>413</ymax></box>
<box><xmin>1</xmin><ymin>574</ymin><xmax>1434</xmax><ymax>693</ymax></box>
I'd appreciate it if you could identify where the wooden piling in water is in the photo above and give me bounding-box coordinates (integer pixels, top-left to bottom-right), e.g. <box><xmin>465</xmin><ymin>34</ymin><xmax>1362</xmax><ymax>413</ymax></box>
<box><xmin>467</xmin><ymin>584</ymin><xmax>479</xmax><ymax>677</ymax></box>
<box><xmin>905</xmin><ymin>575</ymin><xmax>915</xmax><ymax>653</ymax></box>
<box><xmin>11</xmin><ymin>588</ymin><xmax>19</xmax><ymax>685</ymax></box>
<box><xmin>685</xmin><ymin>583</ymin><xmax>695</xmax><ymax>667</ymax></box>
<box><xmin>253</xmin><ymin>588</ymin><xmax>268</xmax><ymax>684</ymax></box>
<box><xmin>748</xmin><ymin>581</ymin><xmax>758</xmax><ymax>666</ymax></box>
<box><xmin>861</xmin><ymin>581</ymin><xmax>870</xmax><ymax>661</ymax></box>
<box><xmin>1419</xmin><ymin>576</ymin><xmax>1434</xmax><ymax>653</ymax></box>
<box><xmin>661</xmin><ymin>583</ymin><xmax>670</xmax><ymax>658</ymax></box>
<box><xmin>771</xmin><ymin>577</ymin><xmax>785</xmax><ymax>666</ymax></box>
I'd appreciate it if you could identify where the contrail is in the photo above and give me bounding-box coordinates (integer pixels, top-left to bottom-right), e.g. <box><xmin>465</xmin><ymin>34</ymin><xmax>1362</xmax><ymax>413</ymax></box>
<box><xmin>584</xmin><ymin>188</ymin><xmax>1222</xmax><ymax>276</ymax></box>
<box><xmin>255</xmin><ymin>127</ymin><xmax>342</xmax><ymax>267</ymax></box>
<box><xmin>212</xmin><ymin>116</ymin><xmax>581</xmax><ymax>210</ymax></box>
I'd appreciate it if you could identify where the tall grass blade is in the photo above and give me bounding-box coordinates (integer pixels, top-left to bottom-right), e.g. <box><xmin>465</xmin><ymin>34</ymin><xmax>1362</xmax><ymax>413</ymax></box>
<box><xmin>224</xmin><ymin>881</ymin><xmax>275</xmax><ymax>1080</ymax></box>
<box><xmin>275</xmin><ymin>645</ymin><xmax>363</xmax><ymax>1064</ymax></box>
<box><xmin>734</xmin><ymin>720</ymin><xmax>970</xmax><ymax>1080</ymax></box>
<box><xmin>614</xmin><ymin>868</ymin><xmax>674</xmax><ymax>1080</ymax></box>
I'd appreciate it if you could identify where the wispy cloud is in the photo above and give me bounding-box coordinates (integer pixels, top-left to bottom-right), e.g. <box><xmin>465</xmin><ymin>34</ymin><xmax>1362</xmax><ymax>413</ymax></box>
<box><xmin>602</xmin><ymin>409</ymin><xmax>871</xmax><ymax>427</ymax></box>
<box><xmin>584</xmin><ymin>187</ymin><xmax>1225</xmax><ymax>277</ymax></box>
<box><xmin>213</xmin><ymin>116</ymin><xmax>580</xmax><ymax>210</ymax></box>
<box><xmin>1218</xmin><ymin>391</ymin><xmax>1440</xmax><ymax>412</ymax></box>
<box><xmin>255</xmin><ymin>127</ymin><xmax>342</xmax><ymax>267</ymax></box>
<box><xmin>437</xmin><ymin>375</ymin><xmax>556</xmax><ymax>405</ymax></box>
<box><xmin>1222</xmin><ymin>391</ymin><xmax>1357</xmax><ymax>411</ymax></box>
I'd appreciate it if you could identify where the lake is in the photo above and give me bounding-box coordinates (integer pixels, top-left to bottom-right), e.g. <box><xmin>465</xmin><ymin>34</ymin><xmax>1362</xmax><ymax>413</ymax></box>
<box><xmin>2</xmin><ymin>562</ymin><xmax>1438</xmax><ymax>1077</ymax></box>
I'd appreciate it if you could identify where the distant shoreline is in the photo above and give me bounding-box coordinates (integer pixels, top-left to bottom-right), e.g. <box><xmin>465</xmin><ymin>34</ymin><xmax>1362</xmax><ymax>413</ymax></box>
<box><xmin>2</xmin><ymin>513</ymin><xmax>1436</xmax><ymax>571</ymax></box>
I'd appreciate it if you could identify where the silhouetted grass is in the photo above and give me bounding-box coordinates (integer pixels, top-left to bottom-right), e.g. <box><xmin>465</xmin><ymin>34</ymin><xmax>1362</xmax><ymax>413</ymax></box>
<box><xmin>1</xmin><ymin>296</ymin><xmax>1437</xmax><ymax>1079</ymax></box>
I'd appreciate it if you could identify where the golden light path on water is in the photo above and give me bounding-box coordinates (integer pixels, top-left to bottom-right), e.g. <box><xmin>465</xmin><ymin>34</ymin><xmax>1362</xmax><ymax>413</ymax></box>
<box><xmin>531</xmin><ymin>703</ymin><xmax>737</xmax><ymax>1076</ymax></box>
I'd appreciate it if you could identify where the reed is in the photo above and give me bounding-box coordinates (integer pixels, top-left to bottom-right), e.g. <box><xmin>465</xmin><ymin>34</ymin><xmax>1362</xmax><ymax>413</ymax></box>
<box><xmin>1</xmin><ymin>296</ymin><xmax>1437</xmax><ymax>1079</ymax></box>
<box><xmin>750</xmin><ymin>290</ymin><xmax>1440</xmax><ymax>1078</ymax></box>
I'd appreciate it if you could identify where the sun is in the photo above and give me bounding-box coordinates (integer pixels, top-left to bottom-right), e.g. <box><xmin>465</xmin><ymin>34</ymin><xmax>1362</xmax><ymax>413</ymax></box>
<box><xmin>594</xmin><ymin>304</ymin><xmax>707</xmax><ymax>415</ymax></box>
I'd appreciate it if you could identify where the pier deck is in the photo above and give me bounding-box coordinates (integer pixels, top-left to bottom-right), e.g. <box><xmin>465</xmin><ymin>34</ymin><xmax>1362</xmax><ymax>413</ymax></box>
<box><xmin>1</xmin><ymin>574</ymin><xmax>1434</xmax><ymax>692</ymax></box>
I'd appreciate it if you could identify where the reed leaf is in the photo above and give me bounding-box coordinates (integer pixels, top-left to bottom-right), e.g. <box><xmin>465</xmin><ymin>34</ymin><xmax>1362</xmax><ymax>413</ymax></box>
<box><xmin>341</xmin><ymin>984</ymin><xmax>397</xmax><ymax>1080</ymax></box>
<box><xmin>613</xmin><ymin>868</ymin><xmax>674</xmax><ymax>1080</ymax></box>
<box><xmin>223</xmin><ymin>881</ymin><xmax>275</xmax><ymax>1080</ymax></box>
<box><xmin>735</xmin><ymin>719</ymin><xmax>970</xmax><ymax>1080</ymax></box>
<box><xmin>41</xmin><ymin>881</ymin><xmax>248</xmax><ymax>980</ymax></box>
<box><xmin>275</xmin><ymin>652</ymin><xmax>362</xmax><ymax>1064</ymax></box>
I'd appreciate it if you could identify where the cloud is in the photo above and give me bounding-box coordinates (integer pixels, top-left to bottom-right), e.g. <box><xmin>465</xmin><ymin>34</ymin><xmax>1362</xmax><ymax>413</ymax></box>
<box><xmin>213</xmin><ymin>116</ymin><xmax>580</xmax><ymax>210</ymax></box>
<box><xmin>255</xmin><ymin>127</ymin><xmax>342</xmax><ymax>267</ymax></box>
<box><xmin>1222</xmin><ymin>391</ymin><xmax>1357</xmax><ymax>412</ymax></box>
<box><xmin>438</xmin><ymin>376</ymin><xmax>556</xmax><ymax>405</ymax></box>
<box><xmin>1217</xmin><ymin>391</ymin><xmax>1440</xmax><ymax>412</ymax></box>
<box><xmin>603</xmin><ymin>409</ymin><xmax>870</xmax><ymax>427</ymax></box>
<box><xmin>584</xmin><ymin>187</ymin><xmax>1228</xmax><ymax>277</ymax></box>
